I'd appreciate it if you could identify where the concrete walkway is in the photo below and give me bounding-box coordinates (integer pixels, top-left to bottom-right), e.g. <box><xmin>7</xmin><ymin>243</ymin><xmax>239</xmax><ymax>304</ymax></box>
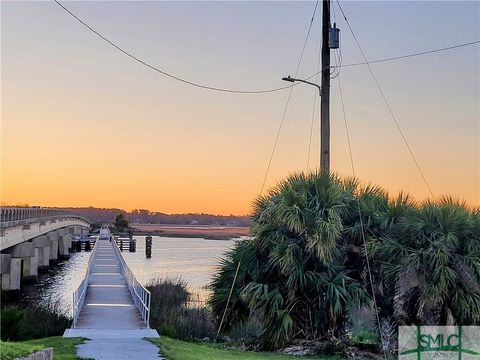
<box><xmin>64</xmin><ymin>238</ymin><xmax>160</xmax><ymax>359</ymax></box>
<box><xmin>77</xmin><ymin>339</ymin><xmax>163</xmax><ymax>360</ymax></box>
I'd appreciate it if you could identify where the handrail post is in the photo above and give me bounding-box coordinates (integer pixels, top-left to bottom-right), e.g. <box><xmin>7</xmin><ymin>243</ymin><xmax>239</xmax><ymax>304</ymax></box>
<box><xmin>71</xmin><ymin>235</ymin><xmax>99</xmax><ymax>329</ymax></box>
<box><xmin>73</xmin><ymin>292</ymin><xmax>75</xmax><ymax>328</ymax></box>
<box><xmin>111</xmin><ymin>233</ymin><xmax>151</xmax><ymax>327</ymax></box>
<box><xmin>147</xmin><ymin>291</ymin><xmax>151</xmax><ymax>328</ymax></box>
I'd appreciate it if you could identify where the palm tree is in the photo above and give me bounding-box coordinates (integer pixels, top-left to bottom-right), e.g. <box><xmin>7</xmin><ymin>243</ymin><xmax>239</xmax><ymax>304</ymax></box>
<box><xmin>210</xmin><ymin>171</ymin><xmax>480</xmax><ymax>352</ymax></box>
<box><xmin>380</xmin><ymin>197</ymin><xmax>480</xmax><ymax>325</ymax></box>
<box><xmin>210</xmin><ymin>172</ymin><xmax>371</xmax><ymax>349</ymax></box>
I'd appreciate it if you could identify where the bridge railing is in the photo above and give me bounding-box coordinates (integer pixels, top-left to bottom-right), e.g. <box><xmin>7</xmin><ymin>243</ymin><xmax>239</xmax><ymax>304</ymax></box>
<box><xmin>111</xmin><ymin>236</ymin><xmax>151</xmax><ymax>328</ymax></box>
<box><xmin>72</xmin><ymin>236</ymin><xmax>99</xmax><ymax>328</ymax></box>
<box><xmin>0</xmin><ymin>207</ymin><xmax>89</xmax><ymax>225</ymax></box>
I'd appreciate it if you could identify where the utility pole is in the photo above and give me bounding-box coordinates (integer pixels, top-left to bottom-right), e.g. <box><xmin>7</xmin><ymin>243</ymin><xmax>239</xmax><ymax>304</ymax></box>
<box><xmin>320</xmin><ymin>0</ymin><xmax>331</xmax><ymax>174</ymax></box>
<box><xmin>282</xmin><ymin>0</ymin><xmax>336</xmax><ymax>172</ymax></box>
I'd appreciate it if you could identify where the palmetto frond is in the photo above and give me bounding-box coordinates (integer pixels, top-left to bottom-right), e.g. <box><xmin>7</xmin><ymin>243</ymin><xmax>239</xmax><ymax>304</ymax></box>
<box><xmin>380</xmin><ymin>199</ymin><xmax>480</xmax><ymax>325</ymax></box>
<box><xmin>212</xmin><ymin>171</ymin><xmax>480</xmax><ymax>350</ymax></box>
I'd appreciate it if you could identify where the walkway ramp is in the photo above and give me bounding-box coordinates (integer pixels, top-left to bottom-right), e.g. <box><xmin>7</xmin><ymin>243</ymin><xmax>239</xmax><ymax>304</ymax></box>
<box><xmin>64</xmin><ymin>228</ymin><xmax>159</xmax><ymax>339</ymax></box>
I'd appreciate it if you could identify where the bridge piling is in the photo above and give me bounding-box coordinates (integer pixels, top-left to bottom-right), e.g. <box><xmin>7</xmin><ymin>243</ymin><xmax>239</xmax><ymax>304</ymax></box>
<box><xmin>26</xmin><ymin>248</ymin><xmax>39</xmax><ymax>278</ymax></box>
<box><xmin>0</xmin><ymin>254</ymin><xmax>11</xmax><ymax>290</ymax></box>
<box><xmin>32</xmin><ymin>235</ymin><xmax>51</xmax><ymax>268</ymax></box>
<box><xmin>59</xmin><ymin>233</ymin><xmax>72</xmax><ymax>258</ymax></box>
<box><xmin>7</xmin><ymin>242</ymin><xmax>37</xmax><ymax>280</ymax></box>
<box><xmin>9</xmin><ymin>258</ymin><xmax>22</xmax><ymax>290</ymax></box>
<box><xmin>48</xmin><ymin>232</ymin><xmax>59</xmax><ymax>263</ymax></box>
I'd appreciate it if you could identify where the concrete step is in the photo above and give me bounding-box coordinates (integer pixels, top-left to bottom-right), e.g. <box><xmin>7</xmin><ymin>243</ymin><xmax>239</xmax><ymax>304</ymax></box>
<box><xmin>63</xmin><ymin>328</ymin><xmax>159</xmax><ymax>339</ymax></box>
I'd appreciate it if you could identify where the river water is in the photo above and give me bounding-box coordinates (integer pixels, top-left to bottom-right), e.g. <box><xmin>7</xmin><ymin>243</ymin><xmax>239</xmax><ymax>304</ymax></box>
<box><xmin>20</xmin><ymin>236</ymin><xmax>236</xmax><ymax>315</ymax></box>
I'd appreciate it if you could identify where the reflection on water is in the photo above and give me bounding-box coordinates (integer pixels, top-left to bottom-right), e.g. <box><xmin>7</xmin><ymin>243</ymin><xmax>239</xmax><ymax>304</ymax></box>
<box><xmin>20</xmin><ymin>251</ymin><xmax>90</xmax><ymax>315</ymax></box>
<box><xmin>123</xmin><ymin>236</ymin><xmax>235</xmax><ymax>290</ymax></box>
<box><xmin>21</xmin><ymin>236</ymin><xmax>236</xmax><ymax>314</ymax></box>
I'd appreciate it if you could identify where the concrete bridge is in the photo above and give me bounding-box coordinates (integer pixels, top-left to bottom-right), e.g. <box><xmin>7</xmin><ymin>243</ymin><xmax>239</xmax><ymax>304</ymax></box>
<box><xmin>0</xmin><ymin>207</ymin><xmax>91</xmax><ymax>291</ymax></box>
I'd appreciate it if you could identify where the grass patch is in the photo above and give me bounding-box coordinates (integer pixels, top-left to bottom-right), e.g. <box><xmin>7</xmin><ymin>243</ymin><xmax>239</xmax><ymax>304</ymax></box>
<box><xmin>351</xmin><ymin>330</ymin><xmax>378</xmax><ymax>345</ymax></box>
<box><xmin>151</xmin><ymin>337</ymin><xmax>343</xmax><ymax>360</ymax></box>
<box><xmin>0</xmin><ymin>336</ymin><xmax>85</xmax><ymax>360</ymax></box>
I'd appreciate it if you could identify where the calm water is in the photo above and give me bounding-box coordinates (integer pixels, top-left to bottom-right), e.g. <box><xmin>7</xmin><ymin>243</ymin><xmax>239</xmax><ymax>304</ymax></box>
<box><xmin>21</xmin><ymin>236</ymin><xmax>236</xmax><ymax>315</ymax></box>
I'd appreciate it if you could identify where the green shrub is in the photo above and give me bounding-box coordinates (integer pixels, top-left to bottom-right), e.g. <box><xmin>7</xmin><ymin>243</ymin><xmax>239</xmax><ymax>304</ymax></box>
<box><xmin>347</xmin><ymin>307</ymin><xmax>378</xmax><ymax>345</ymax></box>
<box><xmin>175</xmin><ymin>307</ymin><xmax>214</xmax><ymax>340</ymax></box>
<box><xmin>0</xmin><ymin>305</ymin><xmax>71</xmax><ymax>341</ymax></box>
<box><xmin>227</xmin><ymin>314</ymin><xmax>263</xmax><ymax>345</ymax></box>
<box><xmin>147</xmin><ymin>277</ymin><xmax>189</xmax><ymax>328</ymax></box>
<box><xmin>159</xmin><ymin>323</ymin><xmax>177</xmax><ymax>338</ymax></box>
<box><xmin>1</xmin><ymin>307</ymin><xmax>24</xmax><ymax>341</ymax></box>
<box><xmin>146</xmin><ymin>277</ymin><xmax>214</xmax><ymax>340</ymax></box>
<box><xmin>351</xmin><ymin>330</ymin><xmax>378</xmax><ymax>345</ymax></box>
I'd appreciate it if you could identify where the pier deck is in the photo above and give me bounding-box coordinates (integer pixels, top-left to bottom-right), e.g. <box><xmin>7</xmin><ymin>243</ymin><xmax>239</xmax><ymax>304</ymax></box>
<box><xmin>64</xmin><ymin>228</ymin><xmax>158</xmax><ymax>340</ymax></box>
<box><xmin>75</xmin><ymin>239</ymin><xmax>146</xmax><ymax>329</ymax></box>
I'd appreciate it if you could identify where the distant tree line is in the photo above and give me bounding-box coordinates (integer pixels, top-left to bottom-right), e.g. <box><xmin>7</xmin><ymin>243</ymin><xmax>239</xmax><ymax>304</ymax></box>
<box><xmin>58</xmin><ymin>207</ymin><xmax>251</xmax><ymax>227</ymax></box>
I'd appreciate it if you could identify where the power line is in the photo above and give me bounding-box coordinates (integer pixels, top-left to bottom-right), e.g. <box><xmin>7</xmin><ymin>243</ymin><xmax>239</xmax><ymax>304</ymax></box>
<box><xmin>337</xmin><ymin>73</ymin><xmax>387</xmax><ymax>360</ymax></box>
<box><xmin>302</xmin><ymin>40</ymin><xmax>479</xmax><ymax>83</ymax></box>
<box><xmin>216</xmin><ymin>1</ymin><xmax>320</xmax><ymax>338</ymax></box>
<box><xmin>338</xmin><ymin>40</ymin><xmax>480</xmax><ymax>68</ymax></box>
<box><xmin>335</xmin><ymin>0</ymin><xmax>435</xmax><ymax>198</ymax></box>
<box><xmin>259</xmin><ymin>0</ymin><xmax>319</xmax><ymax>194</ymax></box>
<box><xmin>306</xmin><ymin>19</ymin><xmax>322</xmax><ymax>171</ymax></box>
<box><xmin>330</xmin><ymin>46</ymin><xmax>342</xmax><ymax>79</ymax></box>
<box><xmin>54</xmin><ymin>0</ymin><xmax>293</xmax><ymax>94</ymax></box>
<box><xmin>306</xmin><ymin>91</ymin><xmax>318</xmax><ymax>170</ymax></box>
<box><xmin>337</xmin><ymin>76</ymin><xmax>354</xmax><ymax>176</ymax></box>
<box><xmin>54</xmin><ymin>0</ymin><xmax>478</xmax><ymax>95</ymax></box>
<box><xmin>303</xmin><ymin>40</ymin><xmax>480</xmax><ymax>81</ymax></box>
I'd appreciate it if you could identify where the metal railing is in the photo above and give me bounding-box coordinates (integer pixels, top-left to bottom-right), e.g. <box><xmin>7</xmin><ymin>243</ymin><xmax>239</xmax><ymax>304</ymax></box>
<box><xmin>72</xmin><ymin>236</ymin><xmax>99</xmax><ymax>328</ymax></box>
<box><xmin>0</xmin><ymin>207</ymin><xmax>90</xmax><ymax>226</ymax></box>
<box><xmin>111</xmin><ymin>235</ymin><xmax>151</xmax><ymax>328</ymax></box>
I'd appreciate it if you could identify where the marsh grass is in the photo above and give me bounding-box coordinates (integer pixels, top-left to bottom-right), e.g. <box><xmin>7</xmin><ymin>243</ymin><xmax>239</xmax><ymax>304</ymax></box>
<box><xmin>146</xmin><ymin>277</ymin><xmax>215</xmax><ymax>340</ymax></box>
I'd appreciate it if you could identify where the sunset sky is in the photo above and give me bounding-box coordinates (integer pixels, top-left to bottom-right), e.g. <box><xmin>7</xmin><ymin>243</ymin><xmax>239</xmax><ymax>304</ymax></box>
<box><xmin>2</xmin><ymin>1</ymin><xmax>479</xmax><ymax>215</ymax></box>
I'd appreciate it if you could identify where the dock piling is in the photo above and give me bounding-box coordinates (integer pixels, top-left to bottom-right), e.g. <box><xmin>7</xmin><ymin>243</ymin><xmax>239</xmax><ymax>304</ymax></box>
<box><xmin>145</xmin><ymin>236</ymin><xmax>152</xmax><ymax>258</ymax></box>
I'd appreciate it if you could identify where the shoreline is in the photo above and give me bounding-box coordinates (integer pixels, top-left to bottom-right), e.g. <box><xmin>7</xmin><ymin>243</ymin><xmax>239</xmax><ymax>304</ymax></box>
<box><xmin>131</xmin><ymin>224</ymin><xmax>250</xmax><ymax>240</ymax></box>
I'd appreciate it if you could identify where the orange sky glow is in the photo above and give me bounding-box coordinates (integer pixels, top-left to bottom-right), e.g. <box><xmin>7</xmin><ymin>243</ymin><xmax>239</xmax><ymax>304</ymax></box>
<box><xmin>1</xmin><ymin>1</ymin><xmax>479</xmax><ymax>215</ymax></box>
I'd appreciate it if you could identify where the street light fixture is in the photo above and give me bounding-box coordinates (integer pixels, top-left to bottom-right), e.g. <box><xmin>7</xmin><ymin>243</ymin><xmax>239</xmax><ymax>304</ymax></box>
<box><xmin>282</xmin><ymin>75</ymin><xmax>324</xmax><ymax>171</ymax></box>
<box><xmin>282</xmin><ymin>76</ymin><xmax>321</xmax><ymax>96</ymax></box>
